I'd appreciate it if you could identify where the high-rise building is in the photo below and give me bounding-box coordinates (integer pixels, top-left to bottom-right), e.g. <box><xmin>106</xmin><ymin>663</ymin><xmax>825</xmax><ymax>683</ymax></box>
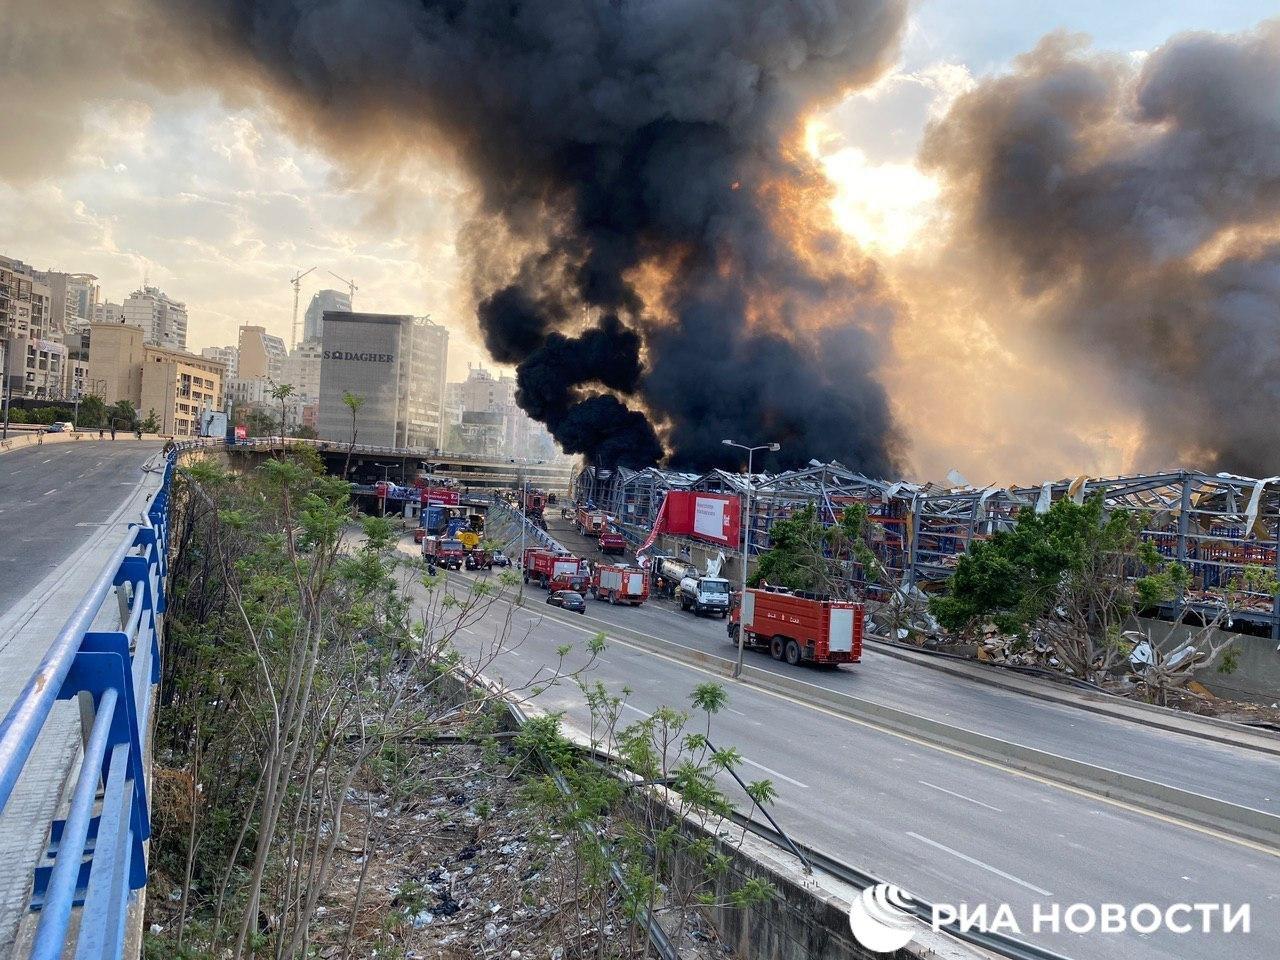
<box><xmin>87</xmin><ymin>322</ymin><xmax>225</xmax><ymax>436</ymax></box>
<box><xmin>1</xmin><ymin>255</ymin><xmax>62</xmax><ymax>400</ymax></box>
<box><xmin>123</xmin><ymin>285</ymin><xmax>189</xmax><ymax>351</ymax></box>
<box><xmin>200</xmin><ymin>345</ymin><xmax>239</xmax><ymax>380</ymax></box>
<box><xmin>302</xmin><ymin>289</ymin><xmax>351</xmax><ymax>343</ymax></box>
<box><xmin>317</xmin><ymin>312</ymin><xmax>449</xmax><ymax>449</ymax></box>
<box><xmin>237</xmin><ymin>325</ymin><xmax>287</xmax><ymax>380</ymax></box>
<box><xmin>91</xmin><ymin>301</ymin><xmax>125</xmax><ymax>325</ymax></box>
<box><xmin>35</xmin><ymin>270</ymin><xmax>99</xmax><ymax>334</ymax></box>
<box><xmin>281</xmin><ymin>337</ymin><xmax>323</xmax><ymax>401</ymax></box>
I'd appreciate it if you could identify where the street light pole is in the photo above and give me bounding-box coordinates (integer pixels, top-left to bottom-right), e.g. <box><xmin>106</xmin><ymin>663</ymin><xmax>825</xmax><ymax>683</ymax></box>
<box><xmin>723</xmin><ymin>439</ymin><xmax>780</xmax><ymax>679</ymax></box>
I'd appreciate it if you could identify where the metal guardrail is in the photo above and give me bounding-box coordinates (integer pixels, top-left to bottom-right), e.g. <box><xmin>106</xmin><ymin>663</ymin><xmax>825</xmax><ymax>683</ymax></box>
<box><xmin>230</xmin><ymin>436</ymin><xmax>573</xmax><ymax>471</ymax></box>
<box><xmin>0</xmin><ymin>441</ymin><xmax>191</xmax><ymax>959</ymax></box>
<box><xmin>486</xmin><ymin>497</ymin><xmax>567</xmax><ymax>554</ymax></box>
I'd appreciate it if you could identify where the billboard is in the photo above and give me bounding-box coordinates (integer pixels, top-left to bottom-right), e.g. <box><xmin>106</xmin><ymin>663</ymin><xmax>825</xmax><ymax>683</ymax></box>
<box><xmin>420</xmin><ymin>487</ymin><xmax>461</xmax><ymax>506</ymax></box>
<box><xmin>663</xmin><ymin>491</ymin><xmax>741</xmax><ymax>548</ymax></box>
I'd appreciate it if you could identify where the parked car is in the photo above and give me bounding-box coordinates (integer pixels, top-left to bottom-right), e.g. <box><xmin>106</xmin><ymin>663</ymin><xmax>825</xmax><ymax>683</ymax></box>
<box><xmin>45</xmin><ymin>422</ymin><xmax>68</xmax><ymax>433</ymax></box>
<box><xmin>492</xmin><ymin>550</ymin><xmax>510</xmax><ymax>567</ymax></box>
<box><xmin>546</xmin><ymin>590</ymin><xmax>586</xmax><ymax>613</ymax></box>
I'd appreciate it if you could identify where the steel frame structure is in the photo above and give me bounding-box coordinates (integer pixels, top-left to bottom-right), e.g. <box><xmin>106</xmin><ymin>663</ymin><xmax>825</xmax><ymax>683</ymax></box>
<box><xmin>576</xmin><ymin>464</ymin><xmax>1280</xmax><ymax>638</ymax></box>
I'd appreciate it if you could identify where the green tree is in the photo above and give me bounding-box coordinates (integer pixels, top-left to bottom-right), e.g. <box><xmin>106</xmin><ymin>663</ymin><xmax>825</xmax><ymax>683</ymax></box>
<box><xmin>269</xmin><ymin>381</ymin><xmax>295</xmax><ymax>437</ymax></box>
<box><xmin>749</xmin><ymin>503</ymin><xmax>881</xmax><ymax>596</ymax></box>
<box><xmin>76</xmin><ymin>394</ymin><xmax>107</xmax><ymax>428</ymax></box>
<box><xmin>341</xmin><ymin>391</ymin><xmax>364</xmax><ymax>480</ymax></box>
<box><xmin>929</xmin><ymin>493</ymin><xmax>1188</xmax><ymax>681</ymax></box>
<box><xmin>108</xmin><ymin>399</ymin><xmax>137</xmax><ymax>429</ymax></box>
<box><xmin>140</xmin><ymin>408</ymin><xmax>161</xmax><ymax>433</ymax></box>
<box><xmin>242</xmin><ymin>407</ymin><xmax>278</xmax><ymax>437</ymax></box>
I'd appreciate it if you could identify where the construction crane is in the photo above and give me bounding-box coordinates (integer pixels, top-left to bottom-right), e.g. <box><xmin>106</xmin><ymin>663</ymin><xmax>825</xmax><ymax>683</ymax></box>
<box><xmin>290</xmin><ymin>266</ymin><xmax>317</xmax><ymax>349</ymax></box>
<box><xmin>327</xmin><ymin>271</ymin><xmax>358</xmax><ymax>308</ymax></box>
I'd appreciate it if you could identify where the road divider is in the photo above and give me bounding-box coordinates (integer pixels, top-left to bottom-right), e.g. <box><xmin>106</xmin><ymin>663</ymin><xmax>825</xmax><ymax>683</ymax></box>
<box><xmin>515</xmin><ymin>596</ymin><xmax>1280</xmax><ymax>851</ymax></box>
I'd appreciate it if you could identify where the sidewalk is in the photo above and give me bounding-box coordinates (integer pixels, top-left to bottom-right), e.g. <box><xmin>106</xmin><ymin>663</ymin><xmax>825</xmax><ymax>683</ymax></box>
<box><xmin>0</xmin><ymin>459</ymin><xmax>164</xmax><ymax>953</ymax></box>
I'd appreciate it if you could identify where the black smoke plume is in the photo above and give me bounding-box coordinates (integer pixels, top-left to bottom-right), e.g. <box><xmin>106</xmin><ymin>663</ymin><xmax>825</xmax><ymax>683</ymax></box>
<box><xmin>178</xmin><ymin>0</ymin><xmax>908</xmax><ymax>473</ymax></box>
<box><xmin>922</xmin><ymin>23</ymin><xmax>1280</xmax><ymax>474</ymax></box>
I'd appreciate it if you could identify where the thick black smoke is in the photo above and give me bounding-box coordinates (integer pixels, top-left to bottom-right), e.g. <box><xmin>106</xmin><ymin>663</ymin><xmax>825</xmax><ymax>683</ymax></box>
<box><xmin>922</xmin><ymin>24</ymin><xmax>1280</xmax><ymax>474</ymax></box>
<box><xmin>179</xmin><ymin>0</ymin><xmax>908</xmax><ymax>472</ymax></box>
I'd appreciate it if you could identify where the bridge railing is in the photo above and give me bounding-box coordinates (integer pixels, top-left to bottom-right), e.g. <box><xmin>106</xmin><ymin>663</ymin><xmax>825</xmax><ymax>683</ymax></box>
<box><xmin>0</xmin><ymin>442</ymin><xmax>191</xmax><ymax>959</ymax></box>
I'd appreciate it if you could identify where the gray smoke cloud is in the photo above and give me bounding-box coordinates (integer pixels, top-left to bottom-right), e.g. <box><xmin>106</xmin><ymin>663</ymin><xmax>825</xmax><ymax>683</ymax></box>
<box><xmin>921</xmin><ymin>23</ymin><xmax>1280</xmax><ymax>474</ymax></box>
<box><xmin>172</xmin><ymin>0</ymin><xmax>908</xmax><ymax>473</ymax></box>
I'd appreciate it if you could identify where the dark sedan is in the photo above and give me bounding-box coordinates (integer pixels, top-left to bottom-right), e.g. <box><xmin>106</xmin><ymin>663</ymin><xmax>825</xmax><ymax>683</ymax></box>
<box><xmin>546</xmin><ymin>590</ymin><xmax>586</xmax><ymax>613</ymax></box>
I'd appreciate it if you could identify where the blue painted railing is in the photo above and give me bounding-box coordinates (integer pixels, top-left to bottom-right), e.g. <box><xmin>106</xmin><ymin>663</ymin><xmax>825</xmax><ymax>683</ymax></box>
<box><xmin>0</xmin><ymin>444</ymin><xmax>183</xmax><ymax>959</ymax></box>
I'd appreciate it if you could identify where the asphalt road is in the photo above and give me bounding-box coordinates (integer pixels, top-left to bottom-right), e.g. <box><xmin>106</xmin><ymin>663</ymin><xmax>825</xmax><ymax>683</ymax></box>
<box><xmin>536</xmin><ymin>515</ymin><xmax>1280</xmax><ymax>818</ymax></box>
<box><xmin>0</xmin><ymin>441</ymin><xmax>161</xmax><ymax>610</ymax></box>
<box><xmin>412</xmin><ymin>563</ymin><xmax>1279</xmax><ymax>960</ymax></box>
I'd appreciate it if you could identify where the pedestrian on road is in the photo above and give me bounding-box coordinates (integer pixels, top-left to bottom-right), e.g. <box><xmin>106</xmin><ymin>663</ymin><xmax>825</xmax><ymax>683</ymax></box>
<box><xmin>135</xmin><ymin>426</ymin><xmax>142</xmax><ymax>440</ymax></box>
<box><xmin>98</xmin><ymin>428</ymin><xmax>104</xmax><ymax>439</ymax></box>
<box><xmin>36</xmin><ymin>428</ymin><xmax>44</xmax><ymax>446</ymax></box>
<box><xmin>110</xmin><ymin>424</ymin><xmax>116</xmax><ymax>441</ymax></box>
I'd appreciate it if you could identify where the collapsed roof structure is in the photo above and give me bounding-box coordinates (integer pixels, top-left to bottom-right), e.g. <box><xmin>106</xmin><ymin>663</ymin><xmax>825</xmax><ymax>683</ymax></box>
<box><xmin>574</xmin><ymin>464</ymin><xmax>1280</xmax><ymax>639</ymax></box>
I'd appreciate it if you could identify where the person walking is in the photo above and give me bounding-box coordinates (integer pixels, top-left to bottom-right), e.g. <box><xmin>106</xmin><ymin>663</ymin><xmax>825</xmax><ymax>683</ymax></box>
<box><xmin>98</xmin><ymin>427</ymin><xmax>104</xmax><ymax>440</ymax></box>
<box><xmin>110</xmin><ymin>423</ymin><xmax>116</xmax><ymax>440</ymax></box>
<box><xmin>36</xmin><ymin>428</ymin><xmax>44</xmax><ymax>446</ymax></box>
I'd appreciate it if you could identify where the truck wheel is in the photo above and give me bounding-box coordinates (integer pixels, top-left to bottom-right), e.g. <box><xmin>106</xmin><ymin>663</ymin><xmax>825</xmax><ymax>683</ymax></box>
<box><xmin>769</xmin><ymin>636</ymin><xmax>785</xmax><ymax>661</ymax></box>
<box><xmin>609</xmin><ymin>593</ymin><xmax>617</xmax><ymax>605</ymax></box>
<box><xmin>785</xmin><ymin>640</ymin><xmax>801</xmax><ymax>666</ymax></box>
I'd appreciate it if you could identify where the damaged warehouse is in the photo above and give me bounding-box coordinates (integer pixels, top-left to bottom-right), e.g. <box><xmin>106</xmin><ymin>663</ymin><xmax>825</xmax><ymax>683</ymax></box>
<box><xmin>575</xmin><ymin>463</ymin><xmax>1280</xmax><ymax>645</ymax></box>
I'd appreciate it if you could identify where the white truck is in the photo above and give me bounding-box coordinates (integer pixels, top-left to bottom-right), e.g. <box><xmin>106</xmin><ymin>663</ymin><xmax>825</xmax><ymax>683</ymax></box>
<box><xmin>678</xmin><ymin>573</ymin><xmax>732</xmax><ymax>617</ymax></box>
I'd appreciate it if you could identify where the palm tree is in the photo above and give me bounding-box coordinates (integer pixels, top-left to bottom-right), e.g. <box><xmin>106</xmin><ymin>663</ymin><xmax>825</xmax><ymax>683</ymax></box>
<box><xmin>341</xmin><ymin>391</ymin><xmax>364</xmax><ymax>480</ymax></box>
<box><xmin>269</xmin><ymin>381</ymin><xmax>296</xmax><ymax>439</ymax></box>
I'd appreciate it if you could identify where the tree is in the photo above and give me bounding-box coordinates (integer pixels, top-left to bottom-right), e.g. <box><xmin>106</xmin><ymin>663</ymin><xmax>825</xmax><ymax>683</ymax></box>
<box><xmin>242</xmin><ymin>407</ymin><xmax>277</xmax><ymax>437</ymax></box>
<box><xmin>269</xmin><ymin>381</ymin><xmax>295</xmax><ymax>438</ymax></box>
<box><xmin>749</xmin><ymin>503</ymin><xmax>882</xmax><ymax>596</ymax></box>
<box><xmin>108</xmin><ymin>399</ymin><xmax>138</xmax><ymax>429</ymax></box>
<box><xmin>140</xmin><ymin>408</ymin><xmax>161</xmax><ymax>434</ymax></box>
<box><xmin>76</xmin><ymin>394</ymin><xmax>107</xmax><ymax>428</ymax></box>
<box><xmin>929</xmin><ymin>493</ymin><xmax>1188</xmax><ymax>683</ymax></box>
<box><xmin>342</xmin><ymin>391</ymin><xmax>364</xmax><ymax>480</ymax></box>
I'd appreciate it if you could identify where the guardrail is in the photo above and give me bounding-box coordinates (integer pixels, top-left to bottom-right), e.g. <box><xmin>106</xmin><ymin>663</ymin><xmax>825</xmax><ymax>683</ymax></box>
<box><xmin>0</xmin><ymin>441</ymin><xmax>192</xmax><ymax>959</ymax></box>
<box><xmin>486</xmin><ymin>497</ymin><xmax>567</xmax><ymax>554</ymax></box>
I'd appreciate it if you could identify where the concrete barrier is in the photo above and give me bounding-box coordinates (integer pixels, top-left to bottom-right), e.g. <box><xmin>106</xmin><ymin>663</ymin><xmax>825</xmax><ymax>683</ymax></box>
<box><xmin>528</xmin><ymin>602</ymin><xmax>1280</xmax><ymax>849</ymax></box>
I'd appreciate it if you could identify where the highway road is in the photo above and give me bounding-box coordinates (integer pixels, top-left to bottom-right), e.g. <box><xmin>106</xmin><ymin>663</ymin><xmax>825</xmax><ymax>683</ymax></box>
<box><xmin>0</xmin><ymin>441</ymin><xmax>161</xmax><ymax>610</ymax></box>
<box><xmin>534</xmin><ymin>515</ymin><xmax>1280</xmax><ymax>817</ymax></box>
<box><xmin>394</xmin><ymin>523</ymin><xmax>1279</xmax><ymax>960</ymax></box>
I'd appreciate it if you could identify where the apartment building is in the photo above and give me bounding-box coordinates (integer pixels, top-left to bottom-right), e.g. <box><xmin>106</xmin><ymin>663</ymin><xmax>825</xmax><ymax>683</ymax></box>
<box><xmin>238</xmin><ymin>324</ymin><xmax>287</xmax><ymax>380</ymax></box>
<box><xmin>123</xmin><ymin>285</ymin><xmax>189</xmax><ymax>351</ymax></box>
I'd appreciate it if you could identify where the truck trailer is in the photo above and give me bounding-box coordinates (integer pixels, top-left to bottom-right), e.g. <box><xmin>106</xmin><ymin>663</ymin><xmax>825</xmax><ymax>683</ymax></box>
<box><xmin>598</xmin><ymin>530</ymin><xmax>627</xmax><ymax>556</ymax></box>
<box><xmin>575</xmin><ymin>506</ymin><xmax>609</xmax><ymax>538</ymax></box>
<box><xmin>591</xmin><ymin>564</ymin><xmax>648</xmax><ymax>605</ymax></box>
<box><xmin>423</xmin><ymin>535</ymin><xmax>466</xmax><ymax>570</ymax></box>
<box><xmin>728</xmin><ymin>587</ymin><xmax>863</xmax><ymax>667</ymax></box>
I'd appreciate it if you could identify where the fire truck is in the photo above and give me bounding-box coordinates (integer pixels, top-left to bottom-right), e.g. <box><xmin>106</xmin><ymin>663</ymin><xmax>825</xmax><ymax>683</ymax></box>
<box><xmin>522</xmin><ymin>548</ymin><xmax>588</xmax><ymax>592</ymax></box>
<box><xmin>598</xmin><ymin>530</ymin><xmax>627</xmax><ymax>556</ymax></box>
<box><xmin>523</xmin><ymin>490</ymin><xmax>547</xmax><ymax>519</ymax></box>
<box><xmin>727</xmin><ymin>587</ymin><xmax>863</xmax><ymax>667</ymax></box>
<box><xmin>575</xmin><ymin>506</ymin><xmax>609</xmax><ymax>537</ymax></box>
<box><xmin>423</xmin><ymin>535</ymin><xmax>466</xmax><ymax>570</ymax></box>
<box><xmin>591</xmin><ymin>564</ymin><xmax>648</xmax><ymax>605</ymax></box>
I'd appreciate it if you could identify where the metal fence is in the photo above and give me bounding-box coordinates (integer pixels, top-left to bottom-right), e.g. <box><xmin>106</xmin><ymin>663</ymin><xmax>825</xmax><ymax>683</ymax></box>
<box><xmin>0</xmin><ymin>443</ymin><xmax>186</xmax><ymax>959</ymax></box>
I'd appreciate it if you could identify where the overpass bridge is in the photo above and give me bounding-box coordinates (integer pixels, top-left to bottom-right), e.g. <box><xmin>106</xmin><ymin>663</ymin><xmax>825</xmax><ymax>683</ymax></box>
<box><xmin>224</xmin><ymin>437</ymin><xmax>575</xmax><ymax>495</ymax></box>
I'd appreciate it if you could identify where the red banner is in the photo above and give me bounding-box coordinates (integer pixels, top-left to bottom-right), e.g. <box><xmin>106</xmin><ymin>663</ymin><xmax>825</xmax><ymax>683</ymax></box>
<box><xmin>637</xmin><ymin>491</ymin><xmax>741</xmax><ymax>559</ymax></box>
<box><xmin>420</xmin><ymin>487</ymin><xmax>460</xmax><ymax>506</ymax></box>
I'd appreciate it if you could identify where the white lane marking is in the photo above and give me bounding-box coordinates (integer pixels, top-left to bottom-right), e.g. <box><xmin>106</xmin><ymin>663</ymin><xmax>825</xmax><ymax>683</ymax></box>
<box><xmin>43</xmin><ymin>488</ymin><xmax>57</xmax><ymax>496</ymax></box>
<box><xmin>41</xmin><ymin>458</ymin><xmax>51</xmax><ymax>464</ymax></box>
<box><xmin>918</xmin><ymin>780</ymin><xmax>1003</xmax><ymax>812</ymax></box>
<box><xmin>741</xmin><ymin>757</ymin><xmax>809</xmax><ymax>789</ymax></box>
<box><xmin>907</xmin><ymin>832</ymin><xmax>1052</xmax><ymax>896</ymax></box>
<box><xmin>727</xmin><ymin>707</ymin><xmax>748</xmax><ymax>717</ymax></box>
<box><xmin>620</xmin><ymin>703</ymin><xmax>651</xmax><ymax>718</ymax></box>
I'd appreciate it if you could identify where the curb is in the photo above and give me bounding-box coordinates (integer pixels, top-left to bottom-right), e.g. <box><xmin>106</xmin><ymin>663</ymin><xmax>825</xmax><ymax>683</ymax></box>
<box><xmin>520</xmin><ymin>599</ymin><xmax>1280</xmax><ymax>850</ymax></box>
<box><xmin>861</xmin><ymin>638</ymin><xmax>1280</xmax><ymax>758</ymax></box>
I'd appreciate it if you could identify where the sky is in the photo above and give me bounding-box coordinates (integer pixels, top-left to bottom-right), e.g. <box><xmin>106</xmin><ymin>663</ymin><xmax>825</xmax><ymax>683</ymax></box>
<box><xmin>1</xmin><ymin>0</ymin><xmax>1275</xmax><ymax>480</ymax></box>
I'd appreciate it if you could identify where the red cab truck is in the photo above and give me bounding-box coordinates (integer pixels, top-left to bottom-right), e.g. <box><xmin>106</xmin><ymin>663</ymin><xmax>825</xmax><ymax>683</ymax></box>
<box><xmin>423</xmin><ymin>535</ymin><xmax>466</xmax><ymax>570</ymax></box>
<box><xmin>728</xmin><ymin>587</ymin><xmax>863</xmax><ymax>667</ymax></box>
<box><xmin>591</xmin><ymin>564</ymin><xmax>649</xmax><ymax>605</ymax></box>
<box><xmin>598</xmin><ymin>530</ymin><xmax>627</xmax><ymax>555</ymax></box>
<box><xmin>575</xmin><ymin>506</ymin><xmax>609</xmax><ymax>537</ymax></box>
<box><xmin>522</xmin><ymin>548</ymin><xmax>587</xmax><ymax>591</ymax></box>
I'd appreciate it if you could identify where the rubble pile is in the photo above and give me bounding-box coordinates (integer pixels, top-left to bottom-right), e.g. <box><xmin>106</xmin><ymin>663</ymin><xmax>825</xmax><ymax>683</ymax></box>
<box><xmin>308</xmin><ymin>743</ymin><xmax>732</xmax><ymax>959</ymax></box>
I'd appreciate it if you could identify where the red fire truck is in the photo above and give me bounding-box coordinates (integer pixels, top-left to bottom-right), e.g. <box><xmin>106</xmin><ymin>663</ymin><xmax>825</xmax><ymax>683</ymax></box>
<box><xmin>423</xmin><ymin>535</ymin><xmax>466</xmax><ymax>570</ymax></box>
<box><xmin>728</xmin><ymin>587</ymin><xmax>863</xmax><ymax>667</ymax></box>
<box><xmin>575</xmin><ymin>506</ymin><xmax>609</xmax><ymax>537</ymax></box>
<box><xmin>522</xmin><ymin>548</ymin><xmax>588</xmax><ymax>592</ymax></box>
<box><xmin>591</xmin><ymin>564</ymin><xmax>648</xmax><ymax>605</ymax></box>
<box><xmin>598</xmin><ymin>530</ymin><xmax>627</xmax><ymax>556</ymax></box>
<box><xmin>524</xmin><ymin>490</ymin><xmax>547</xmax><ymax>519</ymax></box>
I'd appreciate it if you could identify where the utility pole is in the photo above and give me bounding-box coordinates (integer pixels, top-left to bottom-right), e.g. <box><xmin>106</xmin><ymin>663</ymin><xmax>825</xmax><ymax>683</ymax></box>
<box><xmin>722</xmin><ymin>439</ymin><xmax>780</xmax><ymax>679</ymax></box>
<box><xmin>289</xmin><ymin>266</ymin><xmax>317</xmax><ymax>350</ymax></box>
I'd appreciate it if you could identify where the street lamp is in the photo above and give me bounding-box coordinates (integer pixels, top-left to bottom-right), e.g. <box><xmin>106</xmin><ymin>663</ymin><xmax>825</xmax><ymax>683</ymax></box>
<box><xmin>723</xmin><ymin>439</ymin><xmax>780</xmax><ymax>679</ymax></box>
<box><xmin>512</xmin><ymin>457</ymin><xmax>546</xmax><ymax>601</ymax></box>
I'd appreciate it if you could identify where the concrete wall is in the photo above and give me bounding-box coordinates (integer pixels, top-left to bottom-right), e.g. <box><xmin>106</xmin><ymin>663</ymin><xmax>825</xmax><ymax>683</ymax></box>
<box><xmin>1137</xmin><ymin>616</ymin><xmax>1280</xmax><ymax>704</ymax></box>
